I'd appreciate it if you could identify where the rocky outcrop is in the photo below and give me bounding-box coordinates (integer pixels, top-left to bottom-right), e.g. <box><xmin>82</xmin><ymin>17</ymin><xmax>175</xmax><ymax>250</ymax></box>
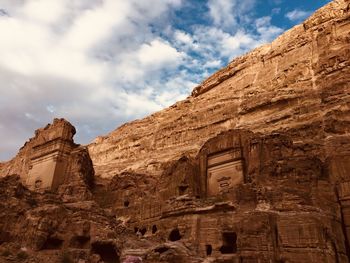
<box><xmin>0</xmin><ymin>175</ymin><xmax>128</xmax><ymax>263</ymax></box>
<box><xmin>0</xmin><ymin>1</ymin><xmax>349</xmax><ymax>263</ymax></box>
<box><xmin>0</xmin><ymin>118</ymin><xmax>94</xmax><ymax>196</ymax></box>
<box><xmin>0</xmin><ymin>120</ymin><xmax>120</xmax><ymax>262</ymax></box>
<box><xmin>1</xmin><ymin>118</ymin><xmax>75</xmax><ymax>179</ymax></box>
<box><xmin>88</xmin><ymin>0</ymin><xmax>350</xmax><ymax>179</ymax></box>
<box><xmin>0</xmin><ymin>174</ymin><xmax>204</xmax><ymax>263</ymax></box>
<box><xmin>95</xmin><ymin>129</ymin><xmax>348</xmax><ymax>262</ymax></box>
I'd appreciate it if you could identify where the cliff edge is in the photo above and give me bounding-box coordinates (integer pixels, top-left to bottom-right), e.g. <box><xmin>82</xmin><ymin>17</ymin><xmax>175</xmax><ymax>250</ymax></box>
<box><xmin>87</xmin><ymin>0</ymin><xmax>350</xmax><ymax>179</ymax></box>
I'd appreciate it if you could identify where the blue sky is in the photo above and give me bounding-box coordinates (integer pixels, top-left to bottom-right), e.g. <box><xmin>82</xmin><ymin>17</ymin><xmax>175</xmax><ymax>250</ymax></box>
<box><xmin>0</xmin><ymin>0</ymin><xmax>331</xmax><ymax>161</ymax></box>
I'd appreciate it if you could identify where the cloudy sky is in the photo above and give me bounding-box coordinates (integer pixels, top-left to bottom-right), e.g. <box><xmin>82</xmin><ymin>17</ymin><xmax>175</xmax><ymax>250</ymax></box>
<box><xmin>0</xmin><ymin>0</ymin><xmax>331</xmax><ymax>161</ymax></box>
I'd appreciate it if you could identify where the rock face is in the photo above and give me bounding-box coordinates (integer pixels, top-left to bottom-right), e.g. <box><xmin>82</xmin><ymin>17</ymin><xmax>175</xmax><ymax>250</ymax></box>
<box><xmin>95</xmin><ymin>130</ymin><xmax>349</xmax><ymax>262</ymax></box>
<box><xmin>25</xmin><ymin>119</ymin><xmax>77</xmax><ymax>191</ymax></box>
<box><xmin>0</xmin><ymin>120</ymin><xmax>135</xmax><ymax>263</ymax></box>
<box><xmin>88</xmin><ymin>0</ymin><xmax>350</xmax><ymax>179</ymax></box>
<box><xmin>0</xmin><ymin>1</ymin><xmax>350</xmax><ymax>263</ymax></box>
<box><xmin>0</xmin><ymin>175</ymin><xmax>128</xmax><ymax>263</ymax></box>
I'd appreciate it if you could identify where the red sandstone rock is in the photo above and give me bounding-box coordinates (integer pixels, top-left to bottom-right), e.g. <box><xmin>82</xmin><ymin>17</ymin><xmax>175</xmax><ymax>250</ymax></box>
<box><xmin>87</xmin><ymin>0</ymin><xmax>350</xmax><ymax>180</ymax></box>
<box><xmin>0</xmin><ymin>1</ymin><xmax>350</xmax><ymax>262</ymax></box>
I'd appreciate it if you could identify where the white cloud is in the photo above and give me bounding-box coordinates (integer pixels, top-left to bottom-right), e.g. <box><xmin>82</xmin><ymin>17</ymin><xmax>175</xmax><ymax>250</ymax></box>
<box><xmin>203</xmin><ymin>60</ymin><xmax>222</xmax><ymax>69</ymax></box>
<box><xmin>255</xmin><ymin>16</ymin><xmax>284</xmax><ymax>41</ymax></box>
<box><xmin>137</xmin><ymin>39</ymin><xmax>184</xmax><ymax>68</ymax></box>
<box><xmin>121</xmin><ymin>92</ymin><xmax>163</xmax><ymax>117</ymax></box>
<box><xmin>182</xmin><ymin>19</ymin><xmax>282</xmax><ymax>62</ymax></box>
<box><xmin>21</xmin><ymin>0</ymin><xmax>67</xmax><ymax>24</ymax></box>
<box><xmin>63</xmin><ymin>1</ymin><xmax>129</xmax><ymax>51</ymax></box>
<box><xmin>174</xmin><ymin>31</ymin><xmax>193</xmax><ymax>45</ymax></box>
<box><xmin>0</xmin><ymin>0</ymin><xmax>188</xmax><ymax>160</ymax></box>
<box><xmin>221</xmin><ymin>30</ymin><xmax>256</xmax><ymax>56</ymax></box>
<box><xmin>208</xmin><ymin>0</ymin><xmax>237</xmax><ymax>29</ymax></box>
<box><xmin>207</xmin><ymin>0</ymin><xmax>255</xmax><ymax>31</ymax></box>
<box><xmin>113</xmin><ymin>39</ymin><xmax>184</xmax><ymax>84</ymax></box>
<box><xmin>0</xmin><ymin>0</ymin><xmax>286</xmax><ymax>161</ymax></box>
<box><xmin>285</xmin><ymin>9</ymin><xmax>311</xmax><ymax>22</ymax></box>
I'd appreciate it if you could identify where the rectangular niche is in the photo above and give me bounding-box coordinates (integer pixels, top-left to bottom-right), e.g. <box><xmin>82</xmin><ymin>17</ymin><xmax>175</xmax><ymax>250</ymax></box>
<box><xmin>26</xmin><ymin>140</ymin><xmax>71</xmax><ymax>191</ymax></box>
<box><xmin>207</xmin><ymin>150</ymin><xmax>243</xmax><ymax>196</ymax></box>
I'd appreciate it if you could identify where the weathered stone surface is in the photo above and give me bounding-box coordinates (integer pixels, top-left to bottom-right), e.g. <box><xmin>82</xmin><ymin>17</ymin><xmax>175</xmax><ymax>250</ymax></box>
<box><xmin>1</xmin><ymin>118</ymin><xmax>74</xmax><ymax>179</ymax></box>
<box><xmin>95</xmin><ymin>129</ymin><xmax>347</xmax><ymax>262</ymax></box>
<box><xmin>0</xmin><ymin>1</ymin><xmax>349</xmax><ymax>263</ymax></box>
<box><xmin>26</xmin><ymin>119</ymin><xmax>76</xmax><ymax>191</ymax></box>
<box><xmin>0</xmin><ymin>118</ymin><xmax>94</xmax><ymax>195</ymax></box>
<box><xmin>88</xmin><ymin>0</ymin><xmax>350</xmax><ymax>180</ymax></box>
<box><xmin>0</xmin><ymin>175</ymin><xmax>131</xmax><ymax>263</ymax></box>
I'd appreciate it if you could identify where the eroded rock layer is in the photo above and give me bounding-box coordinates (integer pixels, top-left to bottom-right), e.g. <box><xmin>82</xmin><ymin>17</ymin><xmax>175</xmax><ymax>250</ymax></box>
<box><xmin>92</xmin><ymin>129</ymin><xmax>350</xmax><ymax>262</ymax></box>
<box><xmin>88</xmin><ymin>0</ymin><xmax>350</xmax><ymax>179</ymax></box>
<box><xmin>0</xmin><ymin>1</ymin><xmax>349</xmax><ymax>263</ymax></box>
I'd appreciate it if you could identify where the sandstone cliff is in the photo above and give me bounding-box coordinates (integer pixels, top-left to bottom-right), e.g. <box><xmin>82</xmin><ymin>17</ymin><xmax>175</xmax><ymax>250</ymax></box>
<box><xmin>0</xmin><ymin>118</ymin><xmax>76</xmax><ymax>179</ymax></box>
<box><xmin>88</xmin><ymin>0</ymin><xmax>350</xmax><ymax>179</ymax></box>
<box><xmin>0</xmin><ymin>1</ymin><xmax>350</xmax><ymax>263</ymax></box>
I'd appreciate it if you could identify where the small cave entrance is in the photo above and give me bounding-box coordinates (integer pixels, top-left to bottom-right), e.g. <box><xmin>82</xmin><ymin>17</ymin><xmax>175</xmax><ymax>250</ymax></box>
<box><xmin>140</xmin><ymin>227</ymin><xmax>147</xmax><ymax>236</ymax></box>
<box><xmin>0</xmin><ymin>230</ymin><xmax>11</xmax><ymax>245</ymax></box>
<box><xmin>123</xmin><ymin>200</ymin><xmax>130</xmax><ymax>207</ymax></box>
<box><xmin>178</xmin><ymin>185</ymin><xmax>188</xmax><ymax>195</ymax></box>
<box><xmin>41</xmin><ymin>237</ymin><xmax>64</xmax><ymax>250</ymax></box>
<box><xmin>219</xmin><ymin>232</ymin><xmax>237</xmax><ymax>254</ymax></box>
<box><xmin>69</xmin><ymin>236</ymin><xmax>90</xmax><ymax>249</ymax></box>
<box><xmin>152</xmin><ymin>225</ymin><xmax>158</xmax><ymax>234</ymax></box>
<box><xmin>91</xmin><ymin>242</ymin><xmax>119</xmax><ymax>263</ymax></box>
<box><xmin>206</xmin><ymin>245</ymin><xmax>212</xmax><ymax>256</ymax></box>
<box><xmin>155</xmin><ymin>246</ymin><xmax>169</xmax><ymax>254</ymax></box>
<box><xmin>169</xmin><ymin>228</ymin><xmax>181</xmax><ymax>241</ymax></box>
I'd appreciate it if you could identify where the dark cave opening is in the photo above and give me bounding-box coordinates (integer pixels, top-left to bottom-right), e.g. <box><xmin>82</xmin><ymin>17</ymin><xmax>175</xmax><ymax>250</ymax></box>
<box><xmin>179</xmin><ymin>185</ymin><xmax>188</xmax><ymax>195</ymax></box>
<box><xmin>140</xmin><ymin>227</ymin><xmax>147</xmax><ymax>236</ymax></box>
<box><xmin>169</xmin><ymin>228</ymin><xmax>181</xmax><ymax>241</ymax></box>
<box><xmin>152</xmin><ymin>225</ymin><xmax>158</xmax><ymax>234</ymax></box>
<box><xmin>91</xmin><ymin>242</ymin><xmax>119</xmax><ymax>263</ymax></box>
<box><xmin>206</xmin><ymin>244</ymin><xmax>212</xmax><ymax>256</ymax></box>
<box><xmin>123</xmin><ymin>200</ymin><xmax>130</xmax><ymax>207</ymax></box>
<box><xmin>219</xmin><ymin>232</ymin><xmax>237</xmax><ymax>254</ymax></box>
<box><xmin>155</xmin><ymin>246</ymin><xmax>169</xmax><ymax>254</ymax></box>
<box><xmin>0</xmin><ymin>230</ymin><xmax>11</xmax><ymax>244</ymax></box>
<box><xmin>41</xmin><ymin>237</ymin><xmax>63</xmax><ymax>250</ymax></box>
